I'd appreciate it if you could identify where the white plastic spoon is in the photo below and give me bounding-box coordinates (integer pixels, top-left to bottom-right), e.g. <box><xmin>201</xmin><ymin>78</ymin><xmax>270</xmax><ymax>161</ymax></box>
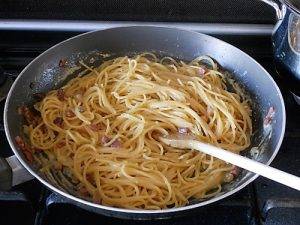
<box><xmin>160</xmin><ymin>136</ymin><xmax>300</xmax><ymax>191</ymax></box>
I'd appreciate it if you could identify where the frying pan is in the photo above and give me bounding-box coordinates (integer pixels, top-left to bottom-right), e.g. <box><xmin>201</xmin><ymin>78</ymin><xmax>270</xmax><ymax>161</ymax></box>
<box><xmin>2</xmin><ymin>26</ymin><xmax>285</xmax><ymax>219</ymax></box>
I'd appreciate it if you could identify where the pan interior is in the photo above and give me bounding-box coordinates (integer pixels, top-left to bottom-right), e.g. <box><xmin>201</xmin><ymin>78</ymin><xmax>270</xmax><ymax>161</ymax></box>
<box><xmin>5</xmin><ymin>27</ymin><xmax>285</xmax><ymax>213</ymax></box>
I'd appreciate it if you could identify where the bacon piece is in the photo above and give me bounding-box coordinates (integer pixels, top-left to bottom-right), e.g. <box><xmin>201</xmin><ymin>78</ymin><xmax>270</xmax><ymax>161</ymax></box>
<box><xmin>101</xmin><ymin>135</ymin><xmax>111</xmax><ymax>145</ymax></box>
<box><xmin>93</xmin><ymin>197</ymin><xmax>101</xmax><ymax>204</ymax></box>
<box><xmin>56</xmin><ymin>141</ymin><xmax>66</xmax><ymax>148</ymax></box>
<box><xmin>264</xmin><ymin>106</ymin><xmax>275</xmax><ymax>126</ymax></box>
<box><xmin>230</xmin><ymin>166</ymin><xmax>240</xmax><ymax>178</ymax></box>
<box><xmin>89</xmin><ymin>123</ymin><xmax>102</xmax><ymax>131</ymax></box>
<box><xmin>78</xmin><ymin>186</ymin><xmax>89</xmax><ymax>197</ymax></box>
<box><xmin>66</xmin><ymin>109</ymin><xmax>75</xmax><ymax>117</ymax></box>
<box><xmin>198</xmin><ymin>67</ymin><xmax>206</xmax><ymax>76</ymax></box>
<box><xmin>32</xmin><ymin>93</ymin><xmax>45</xmax><ymax>101</ymax></box>
<box><xmin>18</xmin><ymin>106</ymin><xmax>39</xmax><ymax>127</ymax></box>
<box><xmin>33</xmin><ymin>147</ymin><xmax>43</xmax><ymax>152</ymax></box>
<box><xmin>23</xmin><ymin>151</ymin><xmax>33</xmax><ymax>163</ymax></box>
<box><xmin>86</xmin><ymin>174</ymin><xmax>93</xmax><ymax>183</ymax></box>
<box><xmin>101</xmin><ymin>136</ymin><xmax>121</xmax><ymax>148</ymax></box>
<box><xmin>57</xmin><ymin>89</ymin><xmax>66</xmax><ymax>101</ymax></box>
<box><xmin>111</xmin><ymin>139</ymin><xmax>121</xmax><ymax>148</ymax></box>
<box><xmin>15</xmin><ymin>136</ymin><xmax>33</xmax><ymax>162</ymax></box>
<box><xmin>53</xmin><ymin>117</ymin><xmax>63</xmax><ymax>127</ymax></box>
<box><xmin>15</xmin><ymin>136</ymin><xmax>26</xmax><ymax>149</ymax></box>
<box><xmin>178</xmin><ymin>127</ymin><xmax>189</xmax><ymax>134</ymax></box>
<box><xmin>59</xmin><ymin>58</ymin><xmax>67</xmax><ymax>67</ymax></box>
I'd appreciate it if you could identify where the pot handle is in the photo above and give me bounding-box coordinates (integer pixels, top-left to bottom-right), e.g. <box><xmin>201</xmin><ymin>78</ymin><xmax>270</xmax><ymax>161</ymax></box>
<box><xmin>0</xmin><ymin>155</ymin><xmax>34</xmax><ymax>190</ymax></box>
<box><xmin>260</xmin><ymin>0</ymin><xmax>283</xmax><ymax>20</ymax></box>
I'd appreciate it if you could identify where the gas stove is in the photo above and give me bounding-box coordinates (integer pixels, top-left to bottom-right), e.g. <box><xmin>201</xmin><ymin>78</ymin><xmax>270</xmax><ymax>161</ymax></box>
<box><xmin>0</xmin><ymin>26</ymin><xmax>299</xmax><ymax>225</ymax></box>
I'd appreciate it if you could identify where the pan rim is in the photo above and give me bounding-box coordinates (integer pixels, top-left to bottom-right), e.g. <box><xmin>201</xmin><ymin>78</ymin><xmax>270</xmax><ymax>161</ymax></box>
<box><xmin>4</xmin><ymin>25</ymin><xmax>286</xmax><ymax>216</ymax></box>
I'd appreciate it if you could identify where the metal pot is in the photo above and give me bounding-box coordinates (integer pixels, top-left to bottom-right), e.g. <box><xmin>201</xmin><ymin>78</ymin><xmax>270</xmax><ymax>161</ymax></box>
<box><xmin>262</xmin><ymin>0</ymin><xmax>300</xmax><ymax>98</ymax></box>
<box><xmin>1</xmin><ymin>26</ymin><xmax>286</xmax><ymax>219</ymax></box>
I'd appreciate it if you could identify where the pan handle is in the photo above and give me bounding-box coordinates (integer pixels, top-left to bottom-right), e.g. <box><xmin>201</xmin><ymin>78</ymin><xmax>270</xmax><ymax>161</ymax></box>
<box><xmin>260</xmin><ymin>0</ymin><xmax>283</xmax><ymax>20</ymax></box>
<box><xmin>0</xmin><ymin>155</ymin><xmax>34</xmax><ymax>190</ymax></box>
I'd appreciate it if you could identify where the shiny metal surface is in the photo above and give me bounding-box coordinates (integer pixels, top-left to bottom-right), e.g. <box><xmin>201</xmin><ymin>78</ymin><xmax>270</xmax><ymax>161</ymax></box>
<box><xmin>0</xmin><ymin>19</ymin><xmax>273</xmax><ymax>35</ymax></box>
<box><xmin>6</xmin><ymin>155</ymin><xmax>34</xmax><ymax>186</ymax></box>
<box><xmin>260</xmin><ymin>0</ymin><xmax>284</xmax><ymax>19</ymax></box>
<box><xmin>4</xmin><ymin>26</ymin><xmax>286</xmax><ymax>219</ymax></box>
<box><xmin>263</xmin><ymin>0</ymin><xmax>300</xmax><ymax>95</ymax></box>
<box><xmin>262</xmin><ymin>0</ymin><xmax>300</xmax><ymax>15</ymax></box>
<box><xmin>284</xmin><ymin>0</ymin><xmax>300</xmax><ymax>14</ymax></box>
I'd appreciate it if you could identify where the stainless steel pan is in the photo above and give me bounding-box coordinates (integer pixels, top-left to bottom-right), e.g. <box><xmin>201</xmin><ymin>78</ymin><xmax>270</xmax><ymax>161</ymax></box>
<box><xmin>261</xmin><ymin>0</ymin><xmax>300</xmax><ymax>98</ymax></box>
<box><xmin>1</xmin><ymin>26</ymin><xmax>286</xmax><ymax>219</ymax></box>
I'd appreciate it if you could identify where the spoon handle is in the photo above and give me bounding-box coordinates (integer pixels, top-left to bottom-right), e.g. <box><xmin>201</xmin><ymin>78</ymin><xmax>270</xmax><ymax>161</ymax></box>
<box><xmin>162</xmin><ymin>138</ymin><xmax>300</xmax><ymax>191</ymax></box>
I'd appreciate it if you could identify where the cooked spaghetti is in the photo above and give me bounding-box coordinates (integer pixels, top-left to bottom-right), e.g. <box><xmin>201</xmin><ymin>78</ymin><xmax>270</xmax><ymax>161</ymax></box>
<box><xmin>19</xmin><ymin>53</ymin><xmax>252</xmax><ymax>209</ymax></box>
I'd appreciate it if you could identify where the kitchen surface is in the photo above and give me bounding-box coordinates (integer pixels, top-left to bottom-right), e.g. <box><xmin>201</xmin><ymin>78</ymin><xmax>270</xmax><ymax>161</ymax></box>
<box><xmin>0</xmin><ymin>1</ymin><xmax>300</xmax><ymax>225</ymax></box>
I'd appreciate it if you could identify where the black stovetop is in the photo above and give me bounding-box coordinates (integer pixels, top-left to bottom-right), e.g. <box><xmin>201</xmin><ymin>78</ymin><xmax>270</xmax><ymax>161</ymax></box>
<box><xmin>0</xmin><ymin>31</ymin><xmax>299</xmax><ymax>225</ymax></box>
